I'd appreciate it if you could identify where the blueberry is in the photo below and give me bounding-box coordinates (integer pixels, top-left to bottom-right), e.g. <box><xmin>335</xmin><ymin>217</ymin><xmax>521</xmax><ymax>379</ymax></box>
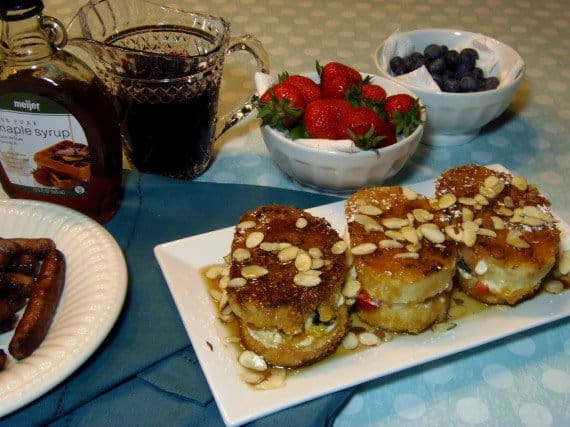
<box><xmin>459</xmin><ymin>53</ymin><xmax>476</xmax><ymax>70</ymax></box>
<box><xmin>460</xmin><ymin>47</ymin><xmax>479</xmax><ymax>61</ymax></box>
<box><xmin>471</xmin><ymin>67</ymin><xmax>484</xmax><ymax>80</ymax></box>
<box><xmin>459</xmin><ymin>75</ymin><xmax>479</xmax><ymax>92</ymax></box>
<box><xmin>442</xmin><ymin>76</ymin><xmax>460</xmax><ymax>92</ymax></box>
<box><xmin>405</xmin><ymin>52</ymin><xmax>425</xmax><ymax>71</ymax></box>
<box><xmin>424</xmin><ymin>43</ymin><xmax>443</xmax><ymax>60</ymax></box>
<box><xmin>454</xmin><ymin>62</ymin><xmax>471</xmax><ymax>78</ymax></box>
<box><xmin>427</xmin><ymin>57</ymin><xmax>446</xmax><ymax>75</ymax></box>
<box><xmin>483</xmin><ymin>76</ymin><xmax>500</xmax><ymax>90</ymax></box>
<box><xmin>393</xmin><ymin>64</ymin><xmax>408</xmax><ymax>76</ymax></box>
<box><xmin>389</xmin><ymin>56</ymin><xmax>404</xmax><ymax>73</ymax></box>
<box><xmin>444</xmin><ymin>50</ymin><xmax>461</xmax><ymax>70</ymax></box>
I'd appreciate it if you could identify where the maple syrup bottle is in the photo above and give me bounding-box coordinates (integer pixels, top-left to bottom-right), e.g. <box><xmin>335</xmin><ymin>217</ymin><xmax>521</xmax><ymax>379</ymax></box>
<box><xmin>0</xmin><ymin>0</ymin><xmax>123</xmax><ymax>223</ymax></box>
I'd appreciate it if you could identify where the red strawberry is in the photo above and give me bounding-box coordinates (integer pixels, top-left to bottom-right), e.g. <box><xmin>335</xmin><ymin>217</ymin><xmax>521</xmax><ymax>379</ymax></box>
<box><xmin>279</xmin><ymin>73</ymin><xmax>322</xmax><ymax>103</ymax></box>
<box><xmin>384</xmin><ymin>93</ymin><xmax>424</xmax><ymax>136</ymax></box>
<box><xmin>338</xmin><ymin>106</ymin><xmax>396</xmax><ymax>149</ymax></box>
<box><xmin>317</xmin><ymin>61</ymin><xmax>362</xmax><ymax>99</ymax></box>
<box><xmin>346</xmin><ymin>79</ymin><xmax>388</xmax><ymax>117</ymax></box>
<box><xmin>304</xmin><ymin>99</ymin><xmax>351</xmax><ymax>139</ymax></box>
<box><xmin>355</xmin><ymin>288</ymin><xmax>381</xmax><ymax>310</ymax></box>
<box><xmin>257</xmin><ymin>82</ymin><xmax>306</xmax><ymax>130</ymax></box>
<box><xmin>361</xmin><ymin>83</ymin><xmax>387</xmax><ymax>102</ymax></box>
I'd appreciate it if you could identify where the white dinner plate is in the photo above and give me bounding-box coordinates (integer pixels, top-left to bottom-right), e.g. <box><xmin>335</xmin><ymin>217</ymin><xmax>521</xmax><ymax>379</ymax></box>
<box><xmin>154</xmin><ymin>165</ymin><xmax>570</xmax><ymax>426</ymax></box>
<box><xmin>0</xmin><ymin>199</ymin><xmax>127</xmax><ymax>417</ymax></box>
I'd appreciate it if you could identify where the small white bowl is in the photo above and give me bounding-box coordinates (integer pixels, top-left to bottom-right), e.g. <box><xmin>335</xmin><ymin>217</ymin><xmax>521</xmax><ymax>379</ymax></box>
<box><xmin>258</xmin><ymin>73</ymin><xmax>424</xmax><ymax>193</ymax></box>
<box><xmin>375</xmin><ymin>28</ymin><xmax>525</xmax><ymax>146</ymax></box>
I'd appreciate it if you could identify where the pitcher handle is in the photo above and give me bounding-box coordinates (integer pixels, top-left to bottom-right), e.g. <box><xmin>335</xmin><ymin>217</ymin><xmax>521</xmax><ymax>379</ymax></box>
<box><xmin>215</xmin><ymin>34</ymin><xmax>270</xmax><ymax>140</ymax></box>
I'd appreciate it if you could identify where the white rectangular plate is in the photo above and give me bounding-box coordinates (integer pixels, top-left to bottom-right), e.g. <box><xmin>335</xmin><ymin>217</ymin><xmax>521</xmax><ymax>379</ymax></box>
<box><xmin>154</xmin><ymin>166</ymin><xmax>570</xmax><ymax>426</ymax></box>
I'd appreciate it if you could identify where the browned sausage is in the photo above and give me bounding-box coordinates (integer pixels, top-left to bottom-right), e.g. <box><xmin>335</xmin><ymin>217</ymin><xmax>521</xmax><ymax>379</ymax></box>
<box><xmin>0</xmin><ymin>272</ymin><xmax>36</xmax><ymax>298</ymax></box>
<box><xmin>0</xmin><ymin>253</ymin><xmax>10</xmax><ymax>270</ymax></box>
<box><xmin>8</xmin><ymin>249</ymin><xmax>65</xmax><ymax>360</ymax></box>
<box><xmin>0</xmin><ymin>238</ymin><xmax>20</xmax><ymax>256</ymax></box>
<box><xmin>0</xmin><ymin>298</ymin><xmax>16</xmax><ymax>324</ymax></box>
<box><xmin>10</xmin><ymin>252</ymin><xmax>41</xmax><ymax>275</ymax></box>
<box><xmin>5</xmin><ymin>238</ymin><xmax>55</xmax><ymax>256</ymax></box>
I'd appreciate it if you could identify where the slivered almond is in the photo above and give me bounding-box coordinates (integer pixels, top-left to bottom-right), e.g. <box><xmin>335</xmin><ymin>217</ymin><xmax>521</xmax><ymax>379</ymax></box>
<box><xmin>522</xmin><ymin>216</ymin><xmax>544</xmax><ymax>227</ymax></box>
<box><xmin>228</xmin><ymin>277</ymin><xmax>247</xmax><ymax>288</ymax></box>
<box><xmin>342</xmin><ymin>279</ymin><xmax>361</xmax><ymax>298</ymax></box>
<box><xmin>458</xmin><ymin>196</ymin><xmax>476</xmax><ymax>206</ymax></box>
<box><xmin>474</xmin><ymin>194</ymin><xmax>489</xmax><ymax>205</ymax></box>
<box><xmin>232</xmin><ymin>248</ymin><xmax>251</xmax><ymax>262</ymax></box>
<box><xmin>293</xmin><ymin>272</ymin><xmax>322</xmax><ymax>287</ymax></box>
<box><xmin>237</xmin><ymin>220</ymin><xmax>256</xmax><ymax>230</ymax></box>
<box><xmin>463</xmin><ymin>229</ymin><xmax>477</xmax><ymax>247</ymax></box>
<box><xmin>503</xmin><ymin>196</ymin><xmax>515</xmax><ymax>208</ymax></box>
<box><xmin>438</xmin><ymin>193</ymin><xmax>457</xmax><ymax>209</ymax></box>
<box><xmin>401</xmin><ymin>226</ymin><xmax>419</xmax><ymax>244</ymax></box>
<box><xmin>295</xmin><ymin>217</ymin><xmax>308</xmax><ymax>229</ymax></box>
<box><xmin>309</xmin><ymin>247</ymin><xmax>323</xmax><ymax>258</ymax></box>
<box><xmin>445</xmin><ymin>225</ymin><xmax>463</xmax><ymax>242</ymax></box>
<box><xmin>354</xmin><ymin>214</ymin><xmax>383</xmax><ymax>232</ymax></box>
<box><xmin>412</xmin><ymin>208</ymin><xmax>433</xmax><ymax>222</ymax></box>
<box><xmin>295</xmin><ymin>252</ymin><xmax>312</xmax><ymax>272</ymax></box>
<box><xmin>477</xmin><ymin>228</ymin><xmax>497</xmax><ymax>238</ymax></box>
<box><xmin>512</xmin><ymin>175</ymin><xmax>528</xmax><ymax>191</ymax></box>
<box><xmin>402</xmin><ymin>187</ymin><xmax>418</xmax><ymax>200</ymax></box>
<box><xmin>385</xmin><ymin>230</ymin><xmax>404</xmax><ymax>241</ymax></box>
<box><xmin>491</xmin><ymin>216</ymin><xmax>505</xmax><ymax>230</ymax></box>
<box><xmin>260</xmin><ymin>242</ymin><xmax>279</xmax><ymax>252</ymax></box>
<box><xmin>379</xmin><ymin>239</ymin><xmax>404</xmax><ymax>249</ymax></box>
<box><xmin>358</xmin><ymin>204</ymin><xmax>383</xmax><ymax>216</ymax></box>
<box><xmin>462</xmin><ymin>207</ymin><xmax>474</xmax><ymax>222</ymax></box>
<box><xmin>394</xmin><ymin>251</ymin><xmax>419</xmax><ymax>259</ymax></box>
<box><xmin>351</xmin><ymin>242</ymin><xmax>377</xmax><ymax>255</ymax></box>
<box><xmin>331</xmin><ymin>240</ymin><xmax>347</xmax><ymax>254</ymax></box>
<box><xmin>241</xmin><ymin>265</ymin><xmax>269</xmax><ymax>279</ymax></box>
<box><xmin>419</xmin><ymin>224</ymin><xmax>445</xmax><ymax>243</ymax></box>
<box><xmin>246</xmin><ymin>231</ymin><xmax>264</xmax><ymax>248</ymax></box>
<box><xmin>506</xmin><ymin>230</ymin><xmax>530</xmax><ymax>248</ymax></box>
<box><xmin>544</xmin><ymin>280</ymin><xmax>564</xmax><ymax>294</ymax></box>
<box><xmin>277</xmin><ymin>245</ymin><xmax>299</xmax><ymax>262</ymax></box>
<box><xmin>239</xmin><ymin>350</ymin><xmax>267</xmax><ymax>371</ymax></box>
<box><xmin>484</xmin><ymin>175</ymin><xmax>499</xmax><ymax>188</ymax></box>
<box><xmin>522</xmin><ymin>205</ymin><xmax>544</xmax><ymax>219</ymax></box>
<box><xmin>406</xmin><ymin>242</ymin><xmax>421</xmax><ymax>252</ymax></box>
<box><xmin>382</xmin><ymin>217</ymin><xmax>409</xmax><ymax>229</ymax></box>
<box><xmin>206</xmin><ymin>265</ymin><xmax>225</xmax><ymax>280</ymax></box>
<box><xmin>495</xmin><ymin>206</ymin><xmax>514</xmax><ymax>217</ymax></box>
<box><xmin>342</xmin><ymin>332</ymin><xmax>359</xmax><ymax>350</ymax></box>
<box><xmin>311</xmin><ymin>258</ymin><xmax>325</xmax><ymax>269</ymax></box>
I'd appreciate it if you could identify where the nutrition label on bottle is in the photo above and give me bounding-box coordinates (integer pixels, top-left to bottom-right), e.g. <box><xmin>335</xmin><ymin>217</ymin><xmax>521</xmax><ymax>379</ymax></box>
<box><xmin>0</xmin><ymin>92</ymin><xmax>90</xmax><ymax>195</ymax></box>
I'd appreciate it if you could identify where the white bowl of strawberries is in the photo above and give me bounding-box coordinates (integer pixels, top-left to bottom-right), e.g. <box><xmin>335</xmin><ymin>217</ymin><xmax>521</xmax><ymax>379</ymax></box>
<box><xmin>255</xmin><ymin>61</ymin><xmax>425</xmax><ymax>193</ymax></box>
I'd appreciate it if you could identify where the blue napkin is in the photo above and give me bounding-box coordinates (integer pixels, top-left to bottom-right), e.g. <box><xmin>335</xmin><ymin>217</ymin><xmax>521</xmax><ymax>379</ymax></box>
<box><xmin>0</xmin><ymin>171</ymin><xmax>353</xmax><ymax>426</ymax></box>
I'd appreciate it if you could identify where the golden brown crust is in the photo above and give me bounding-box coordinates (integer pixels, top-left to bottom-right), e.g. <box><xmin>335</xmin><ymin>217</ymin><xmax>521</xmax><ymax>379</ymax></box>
<box><xmin>238</xmin><ymin>304</ymin><xmax>349</xmax><ymax>368</ymax></box>
<box><xmin>357</xmin><ymin>291</ymin><xmax>451</xmax><ymax>334</ymax></box>
<box><xmin>346</xmin><ymin>186</ymin><xmax>457</xmax><ymax>305</ymax></box>
<box><xmin>227</xmin><ymin>205</ymin><xmax>348</xmax><ymax>335</ymax></box>
<box><xmin>436</xmin><ymin>164</ymin><xmax>560</xmax><ymax>305</ymax></box>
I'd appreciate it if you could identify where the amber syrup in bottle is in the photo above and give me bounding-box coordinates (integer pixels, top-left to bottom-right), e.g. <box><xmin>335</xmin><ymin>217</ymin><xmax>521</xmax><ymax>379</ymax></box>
<box><xmin>0</xmin><ymin>0</ymin><xmax>123</xmax><ymax>223</ymax></box>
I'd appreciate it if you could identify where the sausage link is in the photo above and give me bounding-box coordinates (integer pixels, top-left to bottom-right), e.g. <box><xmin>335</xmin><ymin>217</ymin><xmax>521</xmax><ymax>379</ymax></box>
<box><xmin>5</xmin><ymin>238</ymin><xmax>56</xmax><ymax>256</ymax></box>
<box><xmin>0</xmin><ymin>238</ymin><xmax>21</xmax><ymax>256</ymax></box>
<box><xmin>0</xmin><ymin>272</ymin><xmax>36</xmax><ymax>298</ymax></box>
<box><xmin>10</xmin><ymin>253</ymin><xmax>41</xmax><ymax>275</ymax></box>
<box><xmin>8</xmin><ymin>249</ymin><xmax>65</xmax><ymax>360</ymax></box>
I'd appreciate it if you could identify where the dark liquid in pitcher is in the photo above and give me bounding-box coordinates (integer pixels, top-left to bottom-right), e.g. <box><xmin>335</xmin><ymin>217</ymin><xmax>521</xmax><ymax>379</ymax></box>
<box><xmin>107</xmin><ymin>26</ymin><xmax>221</xmax><ymax>180</ymax></box>
<box><xmin>118</xmin><ymin>85</ymin><xmax>218</xmax><ymax>179</ymax></box>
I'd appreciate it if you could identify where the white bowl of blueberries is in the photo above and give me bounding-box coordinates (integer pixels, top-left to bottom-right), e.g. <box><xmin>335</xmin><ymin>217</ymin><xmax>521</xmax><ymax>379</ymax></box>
<box><xmin>375</xmin><ymin>28</ymin><xmax>525</xmax><ymax>146</ymax></box>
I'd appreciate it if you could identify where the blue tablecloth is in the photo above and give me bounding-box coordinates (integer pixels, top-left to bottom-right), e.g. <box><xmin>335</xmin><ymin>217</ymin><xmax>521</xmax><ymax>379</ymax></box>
<box><xmin>0</xmin><ymin>171</ymin><xmax>354</xmax><ymax>426</ymax></box>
